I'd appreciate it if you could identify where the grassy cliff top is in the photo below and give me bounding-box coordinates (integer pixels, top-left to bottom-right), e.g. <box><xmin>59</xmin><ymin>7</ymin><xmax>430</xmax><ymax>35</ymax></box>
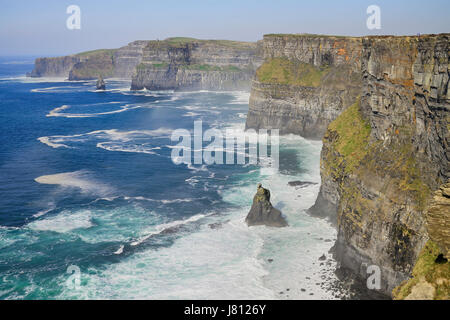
<box><xmin>162</xmin><ymin>37</ymin><xmax>257</xmax><ymax>48</ymax></box>
<box><xmin>264</xmin><ymin>33</ymin><xmax>359</xmax><ymax>39</ymax></box>
<box><xmin>76</xmin><ymin>48</ymin><xmax>116</xmax><ymax>57</ymax></box>
<box><xmin>264</xmin><ymin>33</ymin><xmax>449</xmax><ymax>40</ymax></box>
<box><xmin>256</xmin><ymin>57</ymin><xmax>329</xmax><ymax>87</ymax></box>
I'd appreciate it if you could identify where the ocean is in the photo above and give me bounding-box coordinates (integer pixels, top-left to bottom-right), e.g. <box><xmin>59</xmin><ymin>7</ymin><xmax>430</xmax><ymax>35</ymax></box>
<box><xmin>0</xmin><ymin>57</ymin><xmax>340</xmax><ymax>299</ymax></box>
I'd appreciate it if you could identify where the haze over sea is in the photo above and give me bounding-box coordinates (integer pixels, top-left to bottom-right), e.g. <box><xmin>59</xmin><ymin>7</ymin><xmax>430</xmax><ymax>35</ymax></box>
<box><xmin>0</xmin><ymin>57</ymin><xmax>340</xmax><ymax>299</ymax></box>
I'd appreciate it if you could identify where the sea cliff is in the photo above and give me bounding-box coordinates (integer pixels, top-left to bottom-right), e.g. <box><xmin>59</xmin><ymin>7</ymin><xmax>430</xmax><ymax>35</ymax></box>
<box><xmin>130</xmin><ymin>38</ymin><xmax>263</xmax><ymax>91</ymax></box>
<box><xmin>245</xmin><ymin>34</ymin><xmax>362</xmax><ymax>139</ymax></box>
<box><xmin>249</xmin><ymin>33</ymin><xmax>449</xmax><ymax>298</ymax></box>
<box><xmin>28</xmin><ymin>38</ymin><xmax>263</xmax><ymax>91</ymax></box>
<box><xmin>29</xmin><ymin>41</ymin><xmax>148</xmax><ymax>80</ymax></box>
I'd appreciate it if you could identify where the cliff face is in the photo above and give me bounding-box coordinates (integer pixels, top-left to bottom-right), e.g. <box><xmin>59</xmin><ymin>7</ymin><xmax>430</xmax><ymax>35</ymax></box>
<box><xmin>130</xmin><ymin>38</ymin><xmax>263</xmax><ymax>91</ymax></box>
<box><xmin>113</xmin><ymin>40</ymin><xmax>149</xmax><ymax>79</ymax></box>
<box><xmin>246</xmin><ymin>35</ymin><xmax>362</xmax><ymax>139</ymax></box>
<box><xmin>29</xmin><ymin>56</ymin><xmax>80</xmax><ymax>78</ymax></box>
<box><xmin>29</xmin><ymin>38</ymin><xmax>262</xmax><ymax>90</ymax></box>
<box><xmin>29</xmin><ymin>41</ymin><xmax>149</xmax><ymax>80</ymax></box>
<box><xmin>247</xmin><ymin>33</ymin><xmax>449</xmax><ymax>298</ymax></box>
<box><xmin>312</xmin><ymin>34</ymin><xmax>449</xmax><ymax>297</ymax></box>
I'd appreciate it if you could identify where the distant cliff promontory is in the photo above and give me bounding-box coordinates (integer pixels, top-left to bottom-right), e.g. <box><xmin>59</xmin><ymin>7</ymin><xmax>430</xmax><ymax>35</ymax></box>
<box><xmin>28</xmin><ymin>37</ymin><xmax>263</xmax><ymax>91</ymax></box>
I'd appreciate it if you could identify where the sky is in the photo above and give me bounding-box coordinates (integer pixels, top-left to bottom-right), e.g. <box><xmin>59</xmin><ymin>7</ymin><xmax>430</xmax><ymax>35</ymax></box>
<box><xmin>0</xmin><ymin>0</ymin><xmax>449</xmax><ymax>56</ymax></box>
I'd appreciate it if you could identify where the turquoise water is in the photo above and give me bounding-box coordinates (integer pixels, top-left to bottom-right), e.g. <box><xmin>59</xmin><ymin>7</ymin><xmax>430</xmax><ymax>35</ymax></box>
<box><xmin>0</xmin><ymin>57</ymin><xmax>338</xmax><ymax>299</ymax></box>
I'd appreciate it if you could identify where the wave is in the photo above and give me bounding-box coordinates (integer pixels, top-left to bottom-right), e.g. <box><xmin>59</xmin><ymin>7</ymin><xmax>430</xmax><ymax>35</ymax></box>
<box><xmin>129</xmin><ymin>212</ymin><xmax>211</xmax><ymax>247</ymax></box>
<box><xmin>38</xmin><ymin>128</ymin><xmax>174</xmax><ymax>155</ymax></box>
<box><xmin>96</xmin><ymin>142</ymin><xmax>161</xmax><ymax>155</ymax></box>
<box><xmin>28</xmin><ymin>210</ymin><xmax>93</xmax><ymax>233</ymax></box>
<box><xmin>229</xmin><ymin>91</ymin><xmax>250</xmax><ymax>104</ymax></box>
<box><xmin>56</xmin><ymin>210</ymin><xmax>275</xmax><ymax>300</ymax></box>
<box><xmin>31</xmin><ymin>85</ymin><xmax>84</xmax><ymax>93</ymax></box>
<box><xmin>46</xmin><ymin>104</ymin><xmax>143</xmax><ymax>118</ymax></box>
<box><xmin>114</xmin><ymin>245</ymin><xmax>125</xmax><ymax>255</ymax></box>
<box><xmin>37</xmin><ymin>136</ymin><xmax>72</xmax><ymax>149</ymax></box>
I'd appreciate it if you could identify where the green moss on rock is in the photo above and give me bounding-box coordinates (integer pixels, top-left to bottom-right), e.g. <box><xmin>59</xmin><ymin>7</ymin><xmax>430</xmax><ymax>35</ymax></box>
<box><xmin>393</xmin><ymin>240</ymin><xmax>450</xmax><ymax>300</ymax></box>
<box><xmin>326</xmin><ymin>97</ymin><xmax>371</xmax><ymax>173</ymax></box>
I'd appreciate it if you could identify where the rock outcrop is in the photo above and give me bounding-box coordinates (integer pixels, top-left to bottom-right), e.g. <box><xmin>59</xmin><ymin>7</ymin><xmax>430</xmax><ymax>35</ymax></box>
<box><xmin>426</xmin><ymin>180</ymin><xmax>450</xmax><ymax>259</ymax></box>
<box><xmin>96</xmin><ymin>76</ymin><xmax>106</xmax><ymax>90</ymax></box>
<box><xmin>246</xmin><ymin>34</ymin><xmax>362</xmax><ymax>139</ymax></box>
<box><xmin>130</xmin><ymin>38</ymin><xmax>263</xmax><ymax>91</ymax></box>
<box><xmin>246</xmin><ymin>184</ymin><xmax>288</xmax><ymax>227</ymax></box>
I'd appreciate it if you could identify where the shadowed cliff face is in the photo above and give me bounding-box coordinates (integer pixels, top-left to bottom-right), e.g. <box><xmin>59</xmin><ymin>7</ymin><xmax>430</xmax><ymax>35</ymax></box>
<box><xmin>130</xmin><ymin>39</ymin><xmax>263</xmax><ymax>91</ymax></box>
<box><xmin>246</xmin><ymin>35</ymin><xmax>362</xmax><ymax>139</ymax></box>
<box><xmin>312</xmin><ymin>34</ymin><xmax>449</xmax><ymax>297</ymax></box>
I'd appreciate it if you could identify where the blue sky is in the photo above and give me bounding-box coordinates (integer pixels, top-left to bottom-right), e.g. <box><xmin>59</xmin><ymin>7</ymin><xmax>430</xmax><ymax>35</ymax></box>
<box><xmin>0</xmin><ymin>0</ymin><xmax>449</xmax><ymax>56</ymax></box>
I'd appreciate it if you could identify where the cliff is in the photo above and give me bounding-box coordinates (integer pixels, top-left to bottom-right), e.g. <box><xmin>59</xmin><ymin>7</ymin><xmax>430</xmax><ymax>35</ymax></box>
<box><xmin>130</xmin><ymin>38</ymin><xmax>263</xmax><ymax>91</ymax></box>
<box><xmin>28</xmin><ymin>56</ymin><xmax>80</xmax><ymax>78</ymax></box>
<box><xmin>312</xmin><ymin>34</ymin><xmax>449</xmax><ymax>297</ymax></box>
<box><xmin>29</xmin><ymin>41</ymin><xmax>149</xmax><ymax>80</ymax></box>
<box><xmin>246</xmin><ymin>34</ymin><xmax>363</xmax><ymax>139</ymax></box>
<box><xmin>29</xmin><ymin>38</ymin><xmax>262</xmax><ymax>90</ymax></box>
<box><xmin>247</xmin><ymin>33</ymin><xmax>449</xmax><ymax>298</ymax></box>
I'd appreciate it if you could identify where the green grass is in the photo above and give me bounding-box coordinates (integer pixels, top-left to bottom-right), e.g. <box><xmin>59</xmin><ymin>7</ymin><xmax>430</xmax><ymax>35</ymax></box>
<box><xmin>264</xmin><ymin>33</ymin><xmax>356</xmax><ymax>39</ymax></box>
<box><xmin>76</xmin><ymin>49</ymin><xmax>115</xmax><ymax>57</ymax></box>
<box><xmin>180</xmin><ymin>64</ymin><xmax>242</xmax><ymax>72</ymax></box>
<box><xmin>393</xmin><ymin>241</ymin><xmax>450</xmax><ymax>300</ymax></box>
<box><xmin>150</xmin><ymin>37</ymin><xmax>256</xmax><ymax>49</ymax></box>
<box><xmin>326</xmin><ymin>97</ymin><xmax>371</xmax><ymax>172</ymax></box>
<box><xmin>256</xmin><ymin>58</ymin><xmax>329</xmax><ymax>87</ymax></box>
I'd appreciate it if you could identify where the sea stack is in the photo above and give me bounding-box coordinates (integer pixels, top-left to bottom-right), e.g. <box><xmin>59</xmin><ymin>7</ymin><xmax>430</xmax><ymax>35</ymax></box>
<box><xmin>96</xmin><ymin>75</ymin><xmax>106</xmax><ymax>90</ymax></box>
<box><xmin>245</xmin><ymin>183</ymin><xmax>288</xmax><ymax>227</ymax></box>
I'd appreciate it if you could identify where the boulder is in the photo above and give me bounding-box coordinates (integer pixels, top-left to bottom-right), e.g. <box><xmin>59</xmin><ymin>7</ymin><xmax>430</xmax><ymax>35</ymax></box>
<box><xmin>245</xmin><ymin>183</ymin><xmax>288</xmax><ymax>227</ymax></box>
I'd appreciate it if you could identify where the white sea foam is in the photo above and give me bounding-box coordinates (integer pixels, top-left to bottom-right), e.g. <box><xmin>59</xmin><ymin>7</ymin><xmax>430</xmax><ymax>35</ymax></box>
<box><xmin>28</xmin><ymin>210</ymin><xmax>93</xmax><ymax>233</ymax></box>
<box><xmin>229</xmin><ymin>91</ymin><xmax>250</xmax><ymax>104</ymax></box>
<box><xmin>38</xmin><ymin>128</ymin><xmax>173</xmax><ymax>155</ymax></box>
<box><xmin>114</xmin><ymin>245</ymin><xmax>125</xmax><ymax>255</ymax></box>
<box><xmin>57</xmin><ymin>210</ymin><xmax>275</xmax><ymax>300</ymax></box>
<box><xmin>34</xmin><ymin>170</ymin><xmax>113</xmax><ymax>196</ymax></box>
<box><xmin>31</xmin><ymin>85</ymin><xmax>84</xmax><ymax>93</ymax></box>
<box><xmin>32</xmin><ymin>207</ymin><xmax>54</xmax><ymax>218</ymax></box>
<box><xmin>129</xmin><ymin>213</ymin><xmax>210</xmax><ymax>246</ymax></box>
<box><xmin>46</xmin><ymin>104</ymin><xmax>143</xmax><ymax>118</ymax></box>
<box><xmin>96</xmin><ymin>142</ymin><xmax>160</xmax><ymax>155</ymax></box>
<box><xmin>37</xmin><ymin>136</ymin><xmax>72</xmax><ymax>149</ymax></box>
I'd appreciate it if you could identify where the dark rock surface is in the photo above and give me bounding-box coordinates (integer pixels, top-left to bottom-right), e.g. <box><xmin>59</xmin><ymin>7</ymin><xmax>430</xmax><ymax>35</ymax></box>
<box><xmin>245</xmin><ymin>184</ymin><xmax>288</xmax><ymax>227</ymax></box>
<box><xmin>287</xmin><ymin>180</ymin><xmax>317</xmax><ymax>188</ymax></box>
<box><xmin>96</xmin><ymin>76</ymin><xmax>106</xmax><ymax>90</ymax></box>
